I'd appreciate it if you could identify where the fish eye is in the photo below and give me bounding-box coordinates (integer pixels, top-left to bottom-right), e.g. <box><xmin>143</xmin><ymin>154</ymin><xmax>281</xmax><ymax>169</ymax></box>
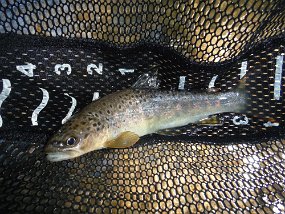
<box><xmin>66</xmin><ymin>137</ymin><xmax>77</xmax><ymax>146</ymax></box>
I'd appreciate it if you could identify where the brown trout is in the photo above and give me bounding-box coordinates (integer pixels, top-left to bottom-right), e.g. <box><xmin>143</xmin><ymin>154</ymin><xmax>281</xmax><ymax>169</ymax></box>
<box><xmin>45</xmin><ymin>87</ymin><xmax>247</xmax><ymax>162</ymax></box>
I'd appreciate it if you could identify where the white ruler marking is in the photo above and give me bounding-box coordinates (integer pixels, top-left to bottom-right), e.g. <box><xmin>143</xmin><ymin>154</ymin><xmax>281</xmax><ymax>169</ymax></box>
<box><xmin>119</xmin><ymin>68</ymin><xmax>135</xmax><ymax>75</ymax></box>
<box><xmin>209</xmin><ymin>75</ymin><xmax>218</xmax><ymax>88</ymax></box>
<box><xmin>62</xmin><ymin>93</ymin><xmax>77</xmax><ymax>124</ymax></box>
<box><xmin>16</xmin><ymin>63</ymin><xmax>36</xmax><ymax>77</ymax></box>
<box><xmin>87</xmin><ymin>63</ymin><xmax>103</xmax><ymax>75</ymax></box>
<box><xmin>239</xmin><ymin>61</ymin><xmax>248</xmax><ymax>79</ymax></box>
<box><xmin>92</xmin><ymin>92</ymin><xmax>100</xmax><ymax>101</ymax></box>
<box><xmin>233</xmin><ymin>115</ymin><xmax>249</xmax><ymax>125</ymax></box>
<box><xmin>263</xmin><ymin>121</ymin><xmax>279</xmax><ymax>127</ymax></box>
<box><xmin>31</xmin><ymin>88</ymin><xmax>49</xmax><ymax>126</ymax></box>
<box><xmin>274</xmin><ymin>55</ymin><xmax>284</xmax><ymax>100</ymax></box>
<box><xmin>0</xmin><ymin>79</ymin><xmax>11</xmax><ymax>127</ymax></box>
<box><xmin>54</xmin><ymin>64</ymin><xmax>72</xmax><ymax>75</ymax></box>
<box><xmin>178</xmin><ymin>76</ymin><xmax>186</xmax><ymax>90</ymax></box>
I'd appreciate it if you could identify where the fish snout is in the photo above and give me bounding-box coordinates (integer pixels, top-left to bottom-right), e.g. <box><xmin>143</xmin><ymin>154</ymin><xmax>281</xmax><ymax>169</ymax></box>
<box><xmin>44</xmin><ymin>143</ymin><xmax>60</xmax><ymax>153</ymax></box>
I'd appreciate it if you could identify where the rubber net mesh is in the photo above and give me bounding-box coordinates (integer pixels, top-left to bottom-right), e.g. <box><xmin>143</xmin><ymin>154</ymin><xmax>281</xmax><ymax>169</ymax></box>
<box><xmin>0</xmin><ymin>0</ymin><xmax>285</xmax><ymax>213</ymax></box>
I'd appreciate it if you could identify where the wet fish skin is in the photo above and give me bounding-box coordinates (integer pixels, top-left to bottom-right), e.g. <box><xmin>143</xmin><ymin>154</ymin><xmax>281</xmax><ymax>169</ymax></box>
<box><xmin>45</xmin><ymin>88</ymin><xmax>246</xmax><ymax>162</ymax></box>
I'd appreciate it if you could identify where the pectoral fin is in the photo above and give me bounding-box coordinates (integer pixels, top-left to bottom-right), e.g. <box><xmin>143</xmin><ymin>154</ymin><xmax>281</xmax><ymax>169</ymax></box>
<box><xmin>104</xmin><ymin>131</ymin><xmax>140</xmax><ymax>148</ymax></box>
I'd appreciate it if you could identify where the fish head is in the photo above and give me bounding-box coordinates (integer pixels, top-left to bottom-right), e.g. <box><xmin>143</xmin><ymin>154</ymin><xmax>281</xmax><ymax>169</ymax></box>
<box><xmin>44</xmin><ymin>117</ymin><xmax>100</xmax><ymax>162</ymax></box>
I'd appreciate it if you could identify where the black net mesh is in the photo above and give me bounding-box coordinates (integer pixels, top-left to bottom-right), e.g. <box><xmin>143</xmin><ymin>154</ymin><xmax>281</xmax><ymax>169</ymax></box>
<box><xmin>1</xmin><ymin>0</ymin><xmax>285</xmax><ymax>62</ymax></box>
<box><xmin>0</xmin><ymin>0</ymin><xmax>285</xmax><ymax>213</ymax></box>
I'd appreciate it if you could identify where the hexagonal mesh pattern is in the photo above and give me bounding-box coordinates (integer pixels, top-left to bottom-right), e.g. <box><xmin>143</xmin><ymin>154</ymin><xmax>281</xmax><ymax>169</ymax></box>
<box><xmin>0</xmin><ymin>133</ymin><xmax>285</xmax><ymax>213</ymax></box>
<box><xmin>0</xmin><ymin>35</ymin><xmax>284</xmax><ymax>137</ymax></box>
<box><xmin>0</xmin><ymin>0</ymin><xmax>284</xmax><ymax>63</ymax></box>
<box><xmin>0</xmin><ymin>0</ymin><xmax>285</xmax><ymax>213</ymax></box>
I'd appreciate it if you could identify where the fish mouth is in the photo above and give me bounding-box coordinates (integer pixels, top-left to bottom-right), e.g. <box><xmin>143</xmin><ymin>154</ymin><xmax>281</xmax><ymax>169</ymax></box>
<box><xmin>46</xmin><ymin>150</ymin><xmax>81</xmax><ymax>162</ymax></box>
<box><xmin>44</xmin><ymin>143</ymin><xmax>82</xmax><ymax>162</ymax></box>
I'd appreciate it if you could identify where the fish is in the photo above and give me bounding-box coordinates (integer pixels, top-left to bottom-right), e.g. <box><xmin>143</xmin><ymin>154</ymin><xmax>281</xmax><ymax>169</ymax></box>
<box><xmin>45</xmin><ymin>84</ymin><xmax>247</xmax><ymax>162</ymax></box>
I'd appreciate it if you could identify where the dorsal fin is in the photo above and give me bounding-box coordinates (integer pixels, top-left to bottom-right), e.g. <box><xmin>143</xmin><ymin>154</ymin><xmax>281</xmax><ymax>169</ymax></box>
<box><xmin>132</xmin><ymin>70</ymin><xmax>160</xmax><ymax>89</ymax></box>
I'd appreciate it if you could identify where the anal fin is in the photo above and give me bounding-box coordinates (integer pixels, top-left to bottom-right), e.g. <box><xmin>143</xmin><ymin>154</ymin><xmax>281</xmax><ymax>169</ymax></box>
<box><xmin>198</xmin><ymin>115</ymin><xmax>223</xmax><ymax>126</ymax></box>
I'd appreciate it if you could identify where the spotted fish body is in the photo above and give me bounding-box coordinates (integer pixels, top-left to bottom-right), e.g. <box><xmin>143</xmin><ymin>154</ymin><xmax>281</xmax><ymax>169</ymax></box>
<box><xmin>45</xmin><ymin>88</ymin><xmax>246</xmax><ymax>162</ymax></box>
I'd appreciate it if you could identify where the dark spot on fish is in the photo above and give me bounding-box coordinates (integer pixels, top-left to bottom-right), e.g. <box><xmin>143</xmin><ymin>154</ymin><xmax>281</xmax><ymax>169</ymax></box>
<box><xmin>103</xmin><ymin>102</ymin><xmax>106</xmax><ymax>106</ymax></box>
<box><xmin>81</xmin><ymin>121</ymin><xmax>87</xmax><ymax>125</ymax></box>
<box><xmin>109</xmin><ymin>104</ymin><xmax>113</xmax><ymax>108</ymax></box>
<box><xmin>93</xmin><ymin>123</ymin><xmax>97</xmax><ymax>127</ymax></box>
<box><xmin>107</xmin><ymin>110</ymin><xmax>111</xmax><ymax>114</ymax></box>
<box><xmin>99</xmin><ymin>111</ymin><xmax>103</xmax><ymax>114</ymax></box>
<box><xmin>96</xmin><ymin>127</ymin><xmax>100</xmax><ymax>131</ymax></box>
<box><xmin>118</xmin><ymin>105</ymin><xmax>122</xmax><ymax>109</ymax></box>
<box><xmin>98</xmin><ymin>122</ymin><xmax>101</xmax><ymax>126</ymax></box>
<box><xmin>95</xmin><ymin>113</ymin><xmax>99</xmax><ymax>117</ymax></box>
<box><xmin>84</xmin><ymin>133</ymin><xmax>89</xmax><ymax>138</ymax></box>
